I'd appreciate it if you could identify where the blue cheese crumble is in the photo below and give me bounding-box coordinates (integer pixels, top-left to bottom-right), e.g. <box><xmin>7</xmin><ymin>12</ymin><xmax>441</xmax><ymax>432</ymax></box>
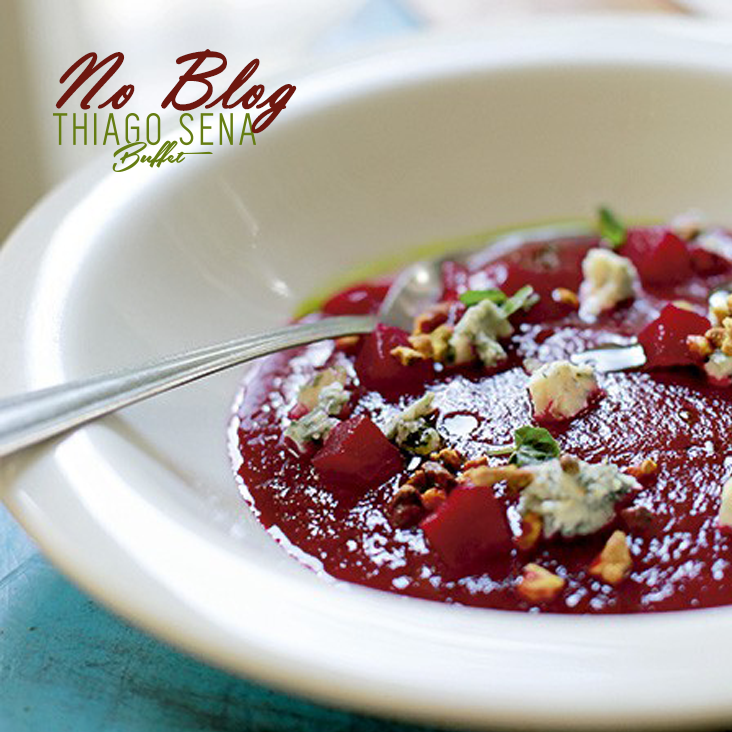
<box><xmin>317</xmin><ymin>382</ymin><xmax>350</xmax><ymax>416</ymax></box>
<box><xmin>578</xmin><ymin>248</ymin><xmax>639</xmax><ymax>321</ymax></box>
<box><xmin>284</xmin><ymin>408</ymin><xmax>338</xmax><ymax>453</ymax></box>
<box><xmin>519</xmin><ymin>458</ymin><xmax>640</xmax><ymax>538</ymax></box>
<box><xmin>528</xmin><ymin>360</ymin><xmax>599</xmax><ymax>421</ymax></box>
<box><xmin>296</xmin><ymin>367</ymin><xmax>347</xmax><ymax>411</ymax></box>
<box><xmin>385</xmin><ymin>393</ymin><xmax>442</xmax><ymax>456</ymax></box>
<box><xmin>449</xmin><ymin>299</ymin><xmax>513</xmax><ymax>367</ymax></box>
<box><xmin>285</xmin><ymin>378</ymin><xmax>351</xmax><ymax>452</ymax></box>
<box><xmin>705</xmin><ymin>350</ymin><xmax>732</xmax><ymax>384</ymax></box>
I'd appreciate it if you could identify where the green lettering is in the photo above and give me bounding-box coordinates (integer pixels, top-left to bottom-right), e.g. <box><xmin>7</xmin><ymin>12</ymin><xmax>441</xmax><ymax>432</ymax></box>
<box><xmin>125</xmin><ymin>113</ymin><xmax>140</xmax><ymax>143</ymax></box>
<box><xmin>179</xmin><ymin>113</ymin><xmax>194</xmax><ymax>145</ymax></box>
<box><xmin>147</xmin><ymin>114</ymin><xmax>161</xmax><ymax>145</ymax></box>
<box><xmin>220</xmin><ymin>113</ymin><xmax>233</xmax><ymax>145</ymax></box>
<box><xmin>53</xmin><ymin>112</ymin><xmax>67</xmax><ymax>145</ymax></box>
<box><xmin>239</xmin><ymin>113</ymin><xmax>256</xmax><ymax>145</ymax></box>
<box><xmin>72</xmin><ymin>113</ymin><xmax>87</xmax><ymax>145</ymax></box>
<box><xmin>103</xmin><ymin>114</ymin><xmax>120</xmax><ymax>146</ymax></box>
<box><xmin>200</xmin><ymin>112</ymin><xmax>213</xmax><ymax>145</ymax></box>
<box><xmin>113</xmin><ymin>141</ymin><xmax>146</xmax><ymax>172</ymax></box>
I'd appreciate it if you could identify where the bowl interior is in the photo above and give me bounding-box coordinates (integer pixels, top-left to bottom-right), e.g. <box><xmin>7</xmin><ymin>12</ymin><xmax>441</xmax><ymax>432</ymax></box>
<box><xmin>7</xmin><ymin>20</ymin><xmax>732</xmax><ymax>728</ymax></box>
<box><xmin>59</xmin><ymin>47</ymin><xmax>732</xmax><ymax>543</ymax></box>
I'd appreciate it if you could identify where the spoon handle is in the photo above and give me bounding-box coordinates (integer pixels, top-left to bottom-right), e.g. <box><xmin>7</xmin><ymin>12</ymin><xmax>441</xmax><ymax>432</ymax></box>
<box><xmin>0</xmin><ymin>315</ymin><xmax>376</xmax><ymax>459</ymax></box>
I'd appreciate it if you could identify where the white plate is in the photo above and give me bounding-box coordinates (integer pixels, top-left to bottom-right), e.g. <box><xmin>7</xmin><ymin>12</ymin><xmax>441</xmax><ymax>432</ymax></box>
<box><xmin>3</xmin><ymin>17</ymin><xmax>732</xmax><ymax>730</ymax></box>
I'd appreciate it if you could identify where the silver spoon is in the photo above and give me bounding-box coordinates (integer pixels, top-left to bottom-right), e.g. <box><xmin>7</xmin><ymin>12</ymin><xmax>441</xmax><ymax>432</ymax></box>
<box><xmin>571</xmin><ymin>285</ymin><xmax>731</xmax><ymax>373</ymax></box>
<box><xmin>0</xmin><ymin>249</ymin><xmax>459</xmax><ymax>459</ymax></box>
<box><xmin>570</xmin><ymin>342</ymin><xmax>647</xmax><ymax>372</ymax></box>
<box><xmin>0</xmin><ymin>224</ymin><xmax>594</xmax><ymax>459</ymax></box>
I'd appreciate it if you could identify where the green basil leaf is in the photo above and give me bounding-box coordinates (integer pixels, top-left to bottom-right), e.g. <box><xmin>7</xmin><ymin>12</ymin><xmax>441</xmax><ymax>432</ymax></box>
<box><xmin>459</xmin><ymin>289</ymin><xmax>508</xmax><ymax>307</ymax></box>
<box><xmin>485</xmin><ymin>443</ymin><xmax>514</xmax><ymax>457</ymax></box>
<box><xmin>459</xmin><ymin>285</ymin><xmax>539</xmax><ymax>317</ymax></box>
<box><xmin>501</xmin><ymin>285</ymin><xmax>539</xmax><ymax>317</ymax></box>
<box><xmin>598</xmin><ymin>206</ymin><xmax>627</xmax><ymax>250</ymax></box>
<box><xmin>509</xmin><ymin>426</ymin><xmax>560</xmax><ymax>467</ymax></box>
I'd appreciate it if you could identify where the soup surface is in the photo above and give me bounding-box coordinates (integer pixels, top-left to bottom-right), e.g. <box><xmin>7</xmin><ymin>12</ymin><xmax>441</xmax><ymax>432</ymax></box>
<box><xmin>233</xmin><ymin>214</ymin><xmax>732</xmax><ymax>613</ymax></box>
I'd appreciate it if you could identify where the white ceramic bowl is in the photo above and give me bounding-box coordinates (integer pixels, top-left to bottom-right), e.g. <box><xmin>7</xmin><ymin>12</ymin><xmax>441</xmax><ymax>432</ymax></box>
<box><xmin>3</xmin><ymin>17</ymin><xmax>732</xmax><ymax>730</ymax></box>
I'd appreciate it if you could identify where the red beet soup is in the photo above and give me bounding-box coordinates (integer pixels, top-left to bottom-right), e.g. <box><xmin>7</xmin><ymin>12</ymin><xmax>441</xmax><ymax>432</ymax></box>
<box><xmin>233</xmin><ymin>210</ymin><xmax>732</xmax><ymax>613</ymax></box>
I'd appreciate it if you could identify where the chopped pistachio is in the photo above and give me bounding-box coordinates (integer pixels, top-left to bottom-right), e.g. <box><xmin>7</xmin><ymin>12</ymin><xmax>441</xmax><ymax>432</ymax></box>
<box><xmin>626</xmin><ymin>458</ymin><xmax>658</xmax><ymax>480</ymax></box>
<box><xmin>709</xmin><ymin>291</ymin><xmax>732</xmax><ymax>327</ymax></box>
<box><xmin>589</xmin><ymin>530</ymin><xmax>633</xmax><ymax>585</ymax></box>
<box><xmin>551</xmin><ymin>287</ymin><xmax>579</xmax><ymax>309</ymax></box>
<box><xmin>670</xmin><ymin>209</ymin><xmax>705</xmax><ymax>240</ymax></box>
<box><xmin>517</xmin><ymin>563</ymin><xmax>565</xmax><ymax>603</ymax></box>
<box><xmin>515</xmin><ymin>512</ymin><xmax>543</xmax><ymax>551</ymax></box>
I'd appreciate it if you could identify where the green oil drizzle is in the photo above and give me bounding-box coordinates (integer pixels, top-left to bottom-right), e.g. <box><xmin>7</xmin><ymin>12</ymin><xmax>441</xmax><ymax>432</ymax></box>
<box><xmin>293</xmin><ymin>217</ymin><xmax>593</xmax><ymax>318</ymax></box>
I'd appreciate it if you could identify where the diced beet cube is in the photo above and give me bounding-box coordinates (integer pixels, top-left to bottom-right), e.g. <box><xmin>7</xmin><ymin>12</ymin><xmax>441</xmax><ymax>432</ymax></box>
<box><xmin>420</xmin><ymin>483</ymin><xmax>512</xmax><ymax>576</ymax></box>
<box><xmin>638</xmin><ymin>303</ymin><xmax>710</xmax><ymax>370</ymax></box>
<box><xmin>415</xmin><ymin>300</ymin><xmax>464</xmax><ymax>334</ymax></box>
<box><xmin>621</xmin><ymin>226</ymin><xmax>692</xmax><ymax>286</ymax></box>
<box><xmin>478</xmin><ymin>240</ymin><xmax>592</xmax><ymax>322</ymax></box>
<box><xmin>321</xmin><ymin>281</ymin><xmax>392</xmax><ymax>316</ymax></box>
<box><xmin>354</xmin><ymin>323</ymin><xmax>433</xmax><ymax>398</ymax></box>
<box><xmin>313</xmin><ymin>415</ymin><xmax>403</xmax><ymax>493</ymax></box>
<box><xmin>689</xmin><ymin>244</ymin><xmax>732</xmax><ymax>276</ymax></box>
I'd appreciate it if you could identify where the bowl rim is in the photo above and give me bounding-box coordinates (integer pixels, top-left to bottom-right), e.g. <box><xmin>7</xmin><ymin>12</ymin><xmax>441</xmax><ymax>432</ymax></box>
<box><xmin>4</xmin><ymin>16</ymin><xmax>732</xmax><ymax>730</ymax></box>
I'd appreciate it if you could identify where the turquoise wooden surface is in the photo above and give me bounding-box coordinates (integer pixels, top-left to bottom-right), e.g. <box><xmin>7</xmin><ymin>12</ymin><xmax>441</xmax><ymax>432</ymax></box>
<box><xmin>0</xmin><ymin>507</ymin><xmax>438</xmax><ymax>731</ymax></box>
<box><xmin>0</xmin><ymin>2</ymin><xmax>439</xmax><ymax>730</ymax></box>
